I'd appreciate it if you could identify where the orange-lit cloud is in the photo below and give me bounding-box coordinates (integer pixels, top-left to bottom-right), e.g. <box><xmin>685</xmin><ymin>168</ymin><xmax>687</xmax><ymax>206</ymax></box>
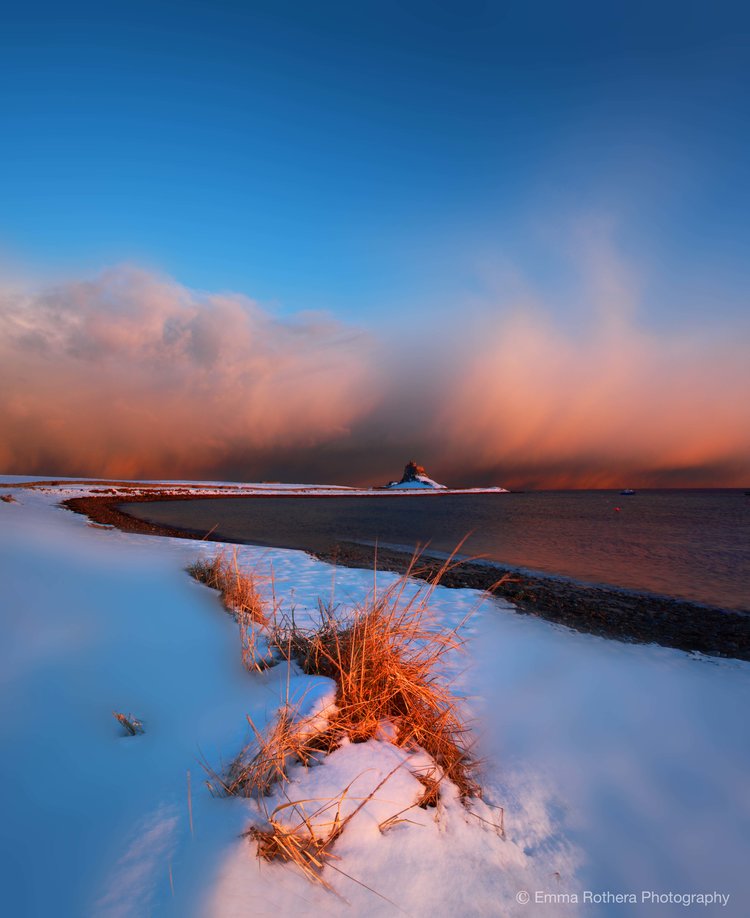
<box><xmin>428</xmin><ymin>306</ymin><xmax>750</xmax><ymax>488</ymax></box>
<box><xmin>413</xmin><ymin>229</ymin><xmax>750</xmax><ymax>488</ymax></box>
<box><xmin>0</xmin><ymin>266</ymin><xmax>377</xmax><ymax>480</ymax></box>
<box><xmin>1</xmin><ymin>252</ymin><xmax>748</xmax><ymax>488</ymax></box>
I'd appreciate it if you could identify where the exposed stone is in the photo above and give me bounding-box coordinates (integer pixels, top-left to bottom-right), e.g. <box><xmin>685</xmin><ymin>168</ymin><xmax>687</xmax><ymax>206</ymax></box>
<box><xmin>399</xmin><ymin>460</ymin><xmax>428</xmax><ymax>483</ymax></box>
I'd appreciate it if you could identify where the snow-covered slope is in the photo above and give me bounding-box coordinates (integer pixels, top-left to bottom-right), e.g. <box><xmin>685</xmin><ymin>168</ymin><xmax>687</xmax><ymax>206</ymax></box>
<box><xmin>1</xmin><ymin>476</ymin><xmax>507</xmax><ymax>496</ymax></box>
<box><xmin>0</xmin><ymin>482</ymin><xmax>747</xmax><ymax>916</ymax></box>
<box><xmin>385</xmin><ymin>474</ymin><xmax>447</xmax><ymax>490</ymax></box>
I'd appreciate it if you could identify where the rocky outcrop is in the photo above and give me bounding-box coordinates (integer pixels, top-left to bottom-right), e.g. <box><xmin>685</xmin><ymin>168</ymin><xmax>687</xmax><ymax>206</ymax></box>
<box><xmin>385</xmin><ymin>461</ymin><xmax>447</xmax><ymax>490</ymax></box>
<box><xmin>399</xmin><ymin>460</ymin><xmax>428</xmax><ymax>483</ymax></box>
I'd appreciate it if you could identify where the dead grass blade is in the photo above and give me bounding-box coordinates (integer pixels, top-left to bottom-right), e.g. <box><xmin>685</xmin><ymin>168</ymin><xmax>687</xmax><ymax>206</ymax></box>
<box><xmin>113</xmin><ymin>711</ymin><xmax>144</xmax><ymax>736</ymax></box>
<box><xmin>206</xmin><ymin>703</ymin><xmax>340</xmax><ymax>798</ymax></box>
<box><xmin>245</xmin><ymin>764</ymin><xmax>406</xmax><ymax>906</ymax></box>
<box><xmin>187</xmin><ymin>548</ymin><xmax>268</xmax><ymax>625</ymax></box>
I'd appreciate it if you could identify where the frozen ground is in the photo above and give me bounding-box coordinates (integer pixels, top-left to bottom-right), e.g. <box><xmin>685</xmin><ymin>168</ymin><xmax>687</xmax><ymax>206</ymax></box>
<box><xmin>0</xmin><ymin>481</ymin><xmax>748</xmax><ymax>917</ymax></box>
<box><xmin>0</xmin><ymin>474</ymin><xmax>507</xmax><ymax>496</ymax></box>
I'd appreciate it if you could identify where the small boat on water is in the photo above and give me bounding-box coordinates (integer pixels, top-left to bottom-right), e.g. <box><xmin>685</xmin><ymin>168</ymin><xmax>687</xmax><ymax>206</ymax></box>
<box><xmin>620</xmin><ymin>489</ymin><xmax>636</xmax><ymax>496</ymax></box>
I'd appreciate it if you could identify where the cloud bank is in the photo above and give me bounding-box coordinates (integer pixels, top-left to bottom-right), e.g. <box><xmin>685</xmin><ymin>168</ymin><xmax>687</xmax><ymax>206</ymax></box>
<box><xmin>0</xmin><ymin>266</ymin><xmax>377</xmax><ymax>481</ymax></box>
<box><xmin>1</xmin><ymin>255</ymin><xmax>748</xmax><ymax>488</ymax></box>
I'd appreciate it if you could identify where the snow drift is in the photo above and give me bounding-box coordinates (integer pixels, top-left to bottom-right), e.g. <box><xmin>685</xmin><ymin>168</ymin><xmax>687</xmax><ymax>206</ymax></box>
<box><xmin>1</xmin><ymin>482</ymin><xmax>748</xmax><ymax>916</ymax></box>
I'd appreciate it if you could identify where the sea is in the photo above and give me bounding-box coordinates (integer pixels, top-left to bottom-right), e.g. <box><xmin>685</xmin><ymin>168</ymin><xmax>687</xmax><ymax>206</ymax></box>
<box><xmin>123</xmin><ymin>490</ymin><xmax>750</xmax><ymax>611</ymax></box>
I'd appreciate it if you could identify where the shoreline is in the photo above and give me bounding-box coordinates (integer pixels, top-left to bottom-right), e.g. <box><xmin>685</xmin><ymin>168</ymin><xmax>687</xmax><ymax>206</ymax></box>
<box><xmin>63</xmin><ymin>491</ymin><xmax>750</xmax><ymax>662</ymax></box>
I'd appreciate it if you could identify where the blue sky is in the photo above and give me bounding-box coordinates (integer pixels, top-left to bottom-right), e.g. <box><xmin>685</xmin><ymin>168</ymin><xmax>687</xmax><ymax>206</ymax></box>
<box><xmin>2</xmin><ymin>0</ymin><xmax>748</xmax><ymax>327</ymax></box>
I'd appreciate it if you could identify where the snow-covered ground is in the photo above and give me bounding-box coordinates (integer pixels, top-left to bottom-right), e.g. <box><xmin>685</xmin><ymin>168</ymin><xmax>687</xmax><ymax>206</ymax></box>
<box><xmin>0</xmin><ymin>475</ymin><xmax>508</xmax><ymax>496</ymax></box>
<box><xmin>0</xmin><ymin>482</ymin><xmax>748</xmax><ymax>917</ymax></box>
<box><xmin>385</xmin><ymin>473</ymin><xmax>448</xmax><ymax>490</ymax></box>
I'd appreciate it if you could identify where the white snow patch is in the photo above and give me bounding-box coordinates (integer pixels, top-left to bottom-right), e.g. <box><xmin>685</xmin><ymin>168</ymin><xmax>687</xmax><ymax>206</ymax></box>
<box><xmin>209</xmin><ymin>738</ymin><xmax>579</xmax><ymax>917</ymax></box>
<box><xmin>94</xmin><ymin>805</ymin><xmax>180</xmax><ymax>918</ymax></box>
<box><xmin>0</xmin><ymin>480</ymin><xmax>747</xmax><ymax>917</ymax></box>
<box><xmin>386</xmin><ymin>474</ymin><xmax>447</xmax><ymax>490</ymax></box>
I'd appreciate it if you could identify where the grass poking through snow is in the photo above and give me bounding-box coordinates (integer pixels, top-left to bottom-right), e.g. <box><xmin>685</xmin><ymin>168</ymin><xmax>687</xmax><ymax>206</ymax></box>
<box><xmin>187</xmin><ymin>548</ymin><xmax>268</xmax><ymax>625</ymax></box>
<box><xmin>244</xmin><ymin>765</ymin><xmax>405</xmax><ymax>902</ymax></box>
<box><xmin>270</xmin><ymin>552</ymin><xmax>480</xmax><ymax>799</ymax></box>
<box><xmin>205</xmin><ymin>704</ymin><xmax>340</xmax><ymax>798</ymax></box>
<box><xmin>113</xmin><ymin>711</ymin><xmax>144</xmax><ymax>736</ymax></box>
<box><xmin>193</xmin><ymin>544</ymin><xmax>492</xmax><ymax>893</ymax></box>
<box><xmin>188</xmin><ymin>548</ymin><xmax>273</xmax><ymax>671</ymax></box>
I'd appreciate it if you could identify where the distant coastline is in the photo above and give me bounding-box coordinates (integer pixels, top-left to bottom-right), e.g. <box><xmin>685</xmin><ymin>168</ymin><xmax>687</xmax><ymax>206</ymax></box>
<box><xmin>61</xmin><ymin>487</ymin><xmax>750</xmax><ymax>663</ymax></box>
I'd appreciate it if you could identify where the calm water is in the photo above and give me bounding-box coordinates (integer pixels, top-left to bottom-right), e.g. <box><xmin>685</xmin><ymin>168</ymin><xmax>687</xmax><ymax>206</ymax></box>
<box><xmin>124</xmin><ymin>491</ymin><xmax>750</xmax><ymax>610</ymax></box>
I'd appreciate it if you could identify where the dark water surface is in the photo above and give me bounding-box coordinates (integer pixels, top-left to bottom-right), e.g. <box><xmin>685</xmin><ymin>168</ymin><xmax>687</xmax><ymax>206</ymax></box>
<box><xmin>123</xmin><ymin>491</ymin><xmax>750</xmax><ymax>610</ymax></box>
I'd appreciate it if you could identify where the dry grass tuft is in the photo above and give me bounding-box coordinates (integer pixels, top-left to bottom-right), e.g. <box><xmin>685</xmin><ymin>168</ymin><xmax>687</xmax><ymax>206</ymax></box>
<box><xmin>1</xmin><ymin>493</ymin><xmax>16</xmax><ymax>503</ymax></box>
<box><xmin>205</xmin><ymin>705</ymin><xmax>340</xmax><ymax>798</ymax></box>
<box><xmin>200</xmin><ymin>543</ymin><xmax>487</xmax><ymax>895</ymax></box>
<box><xmin>188</xmin><ymin>548</ymin><xmax>268</xmax><ymax>625</ymax></box>
<box><xmin>245</xmin><ymin>766</ymin><xmax>404</xmax><ymax>897</ymax></box>
<box><xmin>113</xmin><ymin>711</ymin><xmax>144</xmax><ymax>736</ymax></box>
<box><xmin>238</xmin><ymin>611</ymin><xmax>275</xmax><ymax>672</ymax></box>
<box><xmin>186</xmin><ymin>554</ymin><xmax>223</xmax><ymax>588</ymax></box>
<box><xmin>270</xmin><ymin>552</ymin><xmax>481</xmax><ymax>799</ymax></box>
<box><xmin>245</xmin><ymin>813</ymin><xmax>336</xmax><ymax>889</ymax></box>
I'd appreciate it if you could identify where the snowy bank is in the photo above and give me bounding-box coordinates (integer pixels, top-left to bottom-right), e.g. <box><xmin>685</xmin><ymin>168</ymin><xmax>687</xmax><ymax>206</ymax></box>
<box><xmin>0</xmin><ymin>481</ymin><xmax>748</xmax><ymax>917</ymax></box>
